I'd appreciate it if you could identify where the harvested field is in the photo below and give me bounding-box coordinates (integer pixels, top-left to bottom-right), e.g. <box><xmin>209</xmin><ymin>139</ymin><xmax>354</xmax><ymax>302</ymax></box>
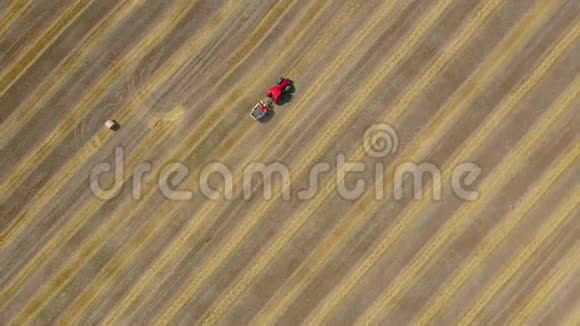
<box><xmin>0</xmin><ymin>0</ymin><xmax>579</xmax><ymax>324</ymax></box>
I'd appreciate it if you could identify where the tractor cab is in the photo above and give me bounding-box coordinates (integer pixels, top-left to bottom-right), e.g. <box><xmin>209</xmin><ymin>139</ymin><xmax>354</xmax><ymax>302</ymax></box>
<box><xmin>267</xmin><ymin>78</ymin><xmax>293</xmax><ymax>103</ymax></box>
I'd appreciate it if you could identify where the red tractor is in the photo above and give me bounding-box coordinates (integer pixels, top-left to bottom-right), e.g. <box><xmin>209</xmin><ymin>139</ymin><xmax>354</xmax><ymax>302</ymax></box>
<box><xmin>266</xmin><ymin>77</ymin><xmax>294</xmax><ymax>104</ymax></box>
<box><xmin>250</xmin><ymin>77</ymin><xmax>294</xmax><ymax>121</ymax></box>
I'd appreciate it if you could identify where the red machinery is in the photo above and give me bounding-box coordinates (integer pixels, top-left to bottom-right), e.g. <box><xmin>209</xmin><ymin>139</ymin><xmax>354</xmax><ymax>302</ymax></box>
<box><xmin>250</xmin><ymin>78</ymin><xmax>294</xmax><ymax>121</ymax></box>
<box><xmin>266</xmin><ymin>77</ymin><xmax>293</xmax><ymax>103</ymax></box>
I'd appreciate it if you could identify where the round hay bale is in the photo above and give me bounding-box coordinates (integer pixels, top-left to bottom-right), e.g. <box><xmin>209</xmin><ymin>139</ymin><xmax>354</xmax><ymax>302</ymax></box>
<box><xmin>104</xmin><ymin>119</ymin><xmax>120</xmax><ymax>131</ymax></box>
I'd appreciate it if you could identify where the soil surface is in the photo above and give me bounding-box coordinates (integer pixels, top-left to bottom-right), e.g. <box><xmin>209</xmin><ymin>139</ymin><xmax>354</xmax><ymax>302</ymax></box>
<box><xmin>0</xmin><ymin>0</ymin><xmax>578</xmax><ymax>324</ymax></box>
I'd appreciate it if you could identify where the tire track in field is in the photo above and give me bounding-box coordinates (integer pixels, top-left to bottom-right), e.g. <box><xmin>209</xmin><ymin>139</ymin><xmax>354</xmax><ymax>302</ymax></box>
<box><xmin>52</xmin><ymin>0</ymin><xmax>370</xmax><ymax>320</ymax></box>
<box><xmin>50</xmin><ymin>0</ymin><xmax>332</xmax><ymax>323</ymax></box>
<box><xmin>0</xmin><ymin>0</ymin><xmax>208</xmax><ymax>203</ymax></box>
<box><xmin>0</xmin><ymin>0</ymin><xmax>235</xmax><ymax>305</ymax></box>
<box><xmin>0</xmin><ymin>0</ymin><xmax>247</xmax><ymax>300</ymax></box>
<box><xmin>458</xmin><ymin>183</ymin><xmax>579</xmax><ymax>325</ymax></box>
<box><xmin>413</xmin><ymin>79</ymin><xmax>580</xmax><ymax>325</ymax></box>
<box><xmin>100</xmin><ymin>0</ymin><xmax>423</xmax><ymax>323</ymax></box>
<box><xmin>70</xmin><ymin>0</ymin><xmax>393</xmax><ymax>323</ymax></box>
<box><xmin>250</xmin><ymin>1</ymin><xmax>557</xmax><ymax>322</ymax></box>
<box><xmin>0</xmin><ymin>0</ymin><xmax>214</xmax><ymax>247</ymax></box>
<box><xmin>0</xmin><ymin>0</ymin><xmax>95</xmax><ymax>98</ymax></box>
<box><xmin>308</xmin><ymin>20</ymin><xmax>580</xmax><ymax>325</ymax></box>
<box><xmin>0</xmin><ymin>0</ymin><xmax>142</xmax><ymax>148</ymax></box>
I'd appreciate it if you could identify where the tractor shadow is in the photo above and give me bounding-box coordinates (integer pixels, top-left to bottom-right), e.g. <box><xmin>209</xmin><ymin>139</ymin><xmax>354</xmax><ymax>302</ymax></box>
<box><xmin>276</xmin><ymin>83</ymin><xmax>296</xmax><ymax>106</ymax></box>
<box><xmin>259</xmin><ymin>109</ymin><xmax>276</xmax><ymax>123</ymax></box>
